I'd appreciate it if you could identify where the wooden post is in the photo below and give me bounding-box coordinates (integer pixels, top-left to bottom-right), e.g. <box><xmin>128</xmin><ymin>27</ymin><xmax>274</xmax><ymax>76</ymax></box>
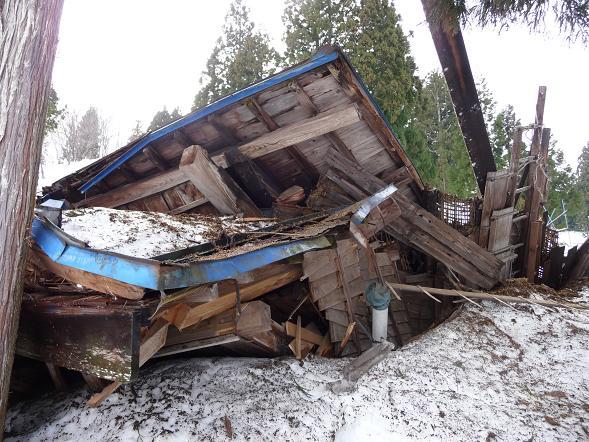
<box><xmin>0</xmin><ymin>0</ymin><xmax>64</xmax><ymax>429</ymax></box>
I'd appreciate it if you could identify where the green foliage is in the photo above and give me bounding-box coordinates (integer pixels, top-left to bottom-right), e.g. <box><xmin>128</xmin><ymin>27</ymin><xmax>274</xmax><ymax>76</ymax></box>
<box><xmin>546</xmin><ymin>142</ymin><xmax>586</xmax><ymax>230</ymax></box>
<box><xmin>427</xmin><ymin>0</ymin><xmax>589</xmax><ymax>44</ymax></box>
<box><xmin>283</xmin><ymin>0</ymin><xmax>356</xmax><ymax>64</ymax></box>
<box><xmin>44</xmin><ymin>87</ymin><xmax>65</xmax><ymax>136</ymax></box>
<box><xmin>575</xmin><ymin>142</ymin><xmax>589</xmax><ymax>227</ymax></box>
<box><xmin>490</xmin><ymin>105</ymin><xmax>519</xmax><ymax>169</ymax></box>
<box><xmin>147</xmin><ymin>107</ymin><xmax>181</xmax><ymax>132</ymax></box>
<box><xmin>193</xmin><ymin>0</ymin><xmax>280</xmax><ymax>109</ymax></box>
<box><xmin>413</xmin><ymin>72</ymin><xmax>478</xmax><ymax>197</ymax></box>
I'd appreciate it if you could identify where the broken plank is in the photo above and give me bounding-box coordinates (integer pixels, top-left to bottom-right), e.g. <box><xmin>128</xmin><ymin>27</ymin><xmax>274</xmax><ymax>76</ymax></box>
<box><xmin>88</xmin><ymin>381</ymin><xmax>122</xmax><ymax>408</ymax></box>
<box><xmin>30</xmin><ymin>248</ymin><xmax>145</xmax><ymax>300</ymax></box>
<box><xmin>139</xmin><ymin>319</ymin><xmax>169</xmax><ymax>367</ymax></box>
<box><xmin>173</xmin><ymin>264</ymin><xmax>302</xmax><ymax>330</ymax></box>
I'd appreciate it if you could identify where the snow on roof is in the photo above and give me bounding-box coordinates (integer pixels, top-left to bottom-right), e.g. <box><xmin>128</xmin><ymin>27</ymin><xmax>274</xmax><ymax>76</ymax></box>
<box><xmin>6</xmin><ymin>286</ymin><xmax>589</xmax><ymax>440</ymax></box>
<box><xmin>61</xmin><ymin>208</ymin><xmax>273</xmax><ymax>258</ymax></box>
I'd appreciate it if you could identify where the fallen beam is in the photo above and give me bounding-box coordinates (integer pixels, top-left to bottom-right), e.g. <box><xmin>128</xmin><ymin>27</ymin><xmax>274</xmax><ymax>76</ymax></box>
<box><xmin>179</xmin><ymin>145</ymin><xmax>261</xmax><ymax>216</ymax></box>
<box><xmin>173</xmin><ymin>264</ymin><xmax>303</xmax><ymax>330</ymax></box>
<box><xmin>388</xmin><ymin>283</ymin><xmax>589</xmax><ymax>310</ymax></box>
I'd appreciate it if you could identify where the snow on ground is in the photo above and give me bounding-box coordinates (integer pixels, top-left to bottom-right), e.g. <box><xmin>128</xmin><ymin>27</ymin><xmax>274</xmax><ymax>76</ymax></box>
<box><xmin>60</xmin><ymin>208</ymin><xmax>273</xmax><ymax>258</ymax></box>
<box><xmin>559</xmin><ymin>231</ymin><xmax>588</xmax><ymax>252</ymax></box>
<box><xmin>6</xmin><ymin>286</ymin><xmax>589</xmax><ymax>441</ymax></box>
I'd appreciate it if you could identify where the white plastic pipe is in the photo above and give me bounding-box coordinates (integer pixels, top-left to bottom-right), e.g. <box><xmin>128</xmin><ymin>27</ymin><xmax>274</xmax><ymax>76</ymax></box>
<box><xmin>371</xmin><ymin>307</ymin><xmax>388</xmax><ymax>343</ymax></box>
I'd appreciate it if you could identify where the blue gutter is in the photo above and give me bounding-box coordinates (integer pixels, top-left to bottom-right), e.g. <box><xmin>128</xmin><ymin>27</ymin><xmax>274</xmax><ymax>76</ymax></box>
<box><xmin>79</xmin><ymin>48</ymin><xmax>340</xmax><ymax>193</ymax></box>
<box><xmin>31</xmin><ymin>217</ymin><xmax>331</xmax><ymax>290</ymax></box>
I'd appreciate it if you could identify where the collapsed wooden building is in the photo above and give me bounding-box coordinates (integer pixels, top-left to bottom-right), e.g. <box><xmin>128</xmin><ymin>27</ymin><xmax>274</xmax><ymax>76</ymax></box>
<box><xmin>16</xmin><ymin>46</ymin><xmax>588</xmax><ymax>405</ymax></box>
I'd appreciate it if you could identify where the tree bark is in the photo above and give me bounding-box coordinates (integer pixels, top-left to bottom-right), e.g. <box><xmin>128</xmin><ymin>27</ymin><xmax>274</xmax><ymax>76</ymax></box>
<box><xmin>0</xmin><ymin>0</ymin><xmax>63</xmax><ymax>433</ymax></box>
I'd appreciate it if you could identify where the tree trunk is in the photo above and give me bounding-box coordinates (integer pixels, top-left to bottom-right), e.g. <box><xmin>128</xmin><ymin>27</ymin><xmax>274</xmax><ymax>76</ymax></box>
<box><xmin>0</xmin><ymin>0</ymin><xmax>63</xmax><ymax>433</ymax></box>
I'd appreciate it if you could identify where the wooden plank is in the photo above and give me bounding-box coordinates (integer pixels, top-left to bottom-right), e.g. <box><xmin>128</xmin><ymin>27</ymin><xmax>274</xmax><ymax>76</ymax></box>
<box><xmin>211</xmin><ymin>105</ymin><xmax>361</xmax><ymax>167</ymax></box>
<box><xmin>180</xmin><ymin>145</ymin><xmax>261</xmax><ymax>216</ymax></box>
<box><xmin>46</xmin><ymin>363</ymin><xmax>67</xmax><ymax>391</ymax></box>
<box><xmin>88</xmin><ymin>381</ymin><xmax>122</xmax><ymax>408</ymax></box>
<box><xmin>173</xmin><ymin>264</ymin><xmax>302</xmax><ymax>330</ymax></box>
<box><xmin>76</xmin><ymin>168</ymin><xmax>187</xmax><ymax>208</ymax></box>
<box><xmin>488</xmin><ymin>207</ymin><xmax>515</xmax><ymax>253</ymax></box>
<box><xmin>479</xmin><ymin>170</ymin><xmax>511</xmax><ymax>248</ymax></box>
<box><xmin>295</xmin><ymin>316</ymin><xmax>302</xmax><ymax>359</ymax></box>
<box><xmin>167</xmin><ymin>196</ymin><xmax>208</xmax><ymax>215</ymax></box>
<box><xmin>17</xmin><ymin>299</ymin><xmax>142</xmax><ymax>383</ymax></box>
<box><xmin>389</xmin><ymin>283</ymin><xmax>588</xmax><ymax>310</ymax></box>
<box><xmin>139</xmin><ymin>319</ymin><xmax>169</xmax><ymax>366</ymax></box>
<box><xmin>30</xmin><ymin>248</ymin><xmax>145</xmax><ymax>300</ymax></box>
<box><xmin>235</xmin><ymin>301</ymin><xmax>272</xmax><ymax>339</ymax></box>
<box><xmin>284</xmin><ymin>321</ymin><xmax>324</xmax><ymax>346</ymax></box>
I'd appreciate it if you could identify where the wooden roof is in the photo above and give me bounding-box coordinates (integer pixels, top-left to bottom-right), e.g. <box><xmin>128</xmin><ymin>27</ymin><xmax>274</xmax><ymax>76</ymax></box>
<box><xmin>42</xmin><ymin>46</ymin><xmax>424</xmax><ymax>215</ymax></box>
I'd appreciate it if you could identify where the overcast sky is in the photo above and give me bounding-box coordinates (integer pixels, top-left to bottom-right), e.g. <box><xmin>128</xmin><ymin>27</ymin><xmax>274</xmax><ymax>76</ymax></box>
<box><xmin>50</xmin><ymin>0</ymin><xmax>588</xmax><ymax>166</ymax></box>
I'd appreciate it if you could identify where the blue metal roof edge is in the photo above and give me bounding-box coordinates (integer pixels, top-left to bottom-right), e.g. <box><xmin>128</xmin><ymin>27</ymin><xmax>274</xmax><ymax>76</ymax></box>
<box><xmin>79</xmin><ymin>48</ymin><xmax>340</xmax><ymax>193</ymax></box>
<box><xmin>31</xmin><ymin>217</ymin><xmax>331</xmax><ymax>290</ymax></box>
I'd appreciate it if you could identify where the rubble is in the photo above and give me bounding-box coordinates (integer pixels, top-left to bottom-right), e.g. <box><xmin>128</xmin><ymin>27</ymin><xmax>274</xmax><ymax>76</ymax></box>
<box><xmin>12</xmin><ymin>46</ymin><xmax>589</xmax><ymax>409</ymax></box>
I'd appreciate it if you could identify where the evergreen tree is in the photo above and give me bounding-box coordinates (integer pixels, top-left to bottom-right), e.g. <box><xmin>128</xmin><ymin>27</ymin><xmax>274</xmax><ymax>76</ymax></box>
<box><xmin>425</xmin><ymin>0</ymin><xmax>588</xmax><ymax>44</ymax></box>
<box><xmin>193</xmin><ymin>0</ymin><xmax>279</xmax><ymax>109</ymax></box>
<box><xmin>44</xmin><ymin>86</ymin><xmax>65</xmax><ymax>136</ymax></box>
<box><xmin>490</xmin><ymin>105</ymin><xmax>518</xmax><ymax>170</ymax></box>
<box><xmin>283</xmin><ymin>0</ymin><xmax>431</xmax><ymax>183</ymax></box>
<box><xmin>576</xmin><ymin>142</ymin><xmax>589</xmax><ymax>227</ymax></box>
<box><xmin>60</xmin><ymin>107</ymin><xmax>110</xmax><ymax>162</ymax></box>
<box><xmin>414</xmin><ymin>72</ymin><xmax>477</xmax><ymax>196</ymax></box>
<box><xmin>282</xmin><ymin>0</ymin><xmax>355</xmax><ymax>64</ymax></box>
<box><xmin>128</xmin><ymin>120</ymin><xmax>144</xmax><ymax>142</ymax></box>
<box><xmin>546</xmin><ymin>143</ymin><xmax>586</xmax><ymax>230</ymax></box>
<box><xmin>148</xmin><ymin>107</ymin><xmax>181</xmax><ymax>132</ymax></box>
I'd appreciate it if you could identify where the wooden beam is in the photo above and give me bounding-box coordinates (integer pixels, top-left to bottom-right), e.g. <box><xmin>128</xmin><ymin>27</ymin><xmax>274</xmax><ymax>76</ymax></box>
<box><xmin>211</xmin><ymin>105</ymin><xmax>361</xmax><ymax>168</ymax></box>
<box><xmin>388</xmin><ymin>283</ymin><xmax>589</xmax><ymax>310</ymax></box>
<box><xmin>75</xmin><ymin>168</ymin><xmax>187</xmax><ymax>208</ymax></box>
<box><xmin>284</xmin><ymin>321</ymin><xmax>325</xmax><ymax>346</ymax></box>
<box><xmin>46</xmin><ymin>363</ymin><xmax>67</xmax><ymax>391</ymax></box>
<box><xmin>30</xmin><ymin>248</ymin><xmax>145</xmax><ymax>300</ymax></box>
<box><xmin>246</xmin><ymin>96</ymin><xmax>320</xmax><ymax>183</ymax></box>
<box><xmin>167</xmin><ymin>196</ymin><xmax>208</xmax><ymax>215</ymax></box>
<box><xmin>142</xmin><ymin>145</ymin><xmax>169</xmax><ymax>172</ymax></box>
<box><xmin>290</xmin><ymin>81</ymin><xmax>357</xmax><ymax>162</ymax></box>
<box><xmin>179</xmin><ymin>145</ymin><xmax>261</xmax><ymax>216</ymax></box>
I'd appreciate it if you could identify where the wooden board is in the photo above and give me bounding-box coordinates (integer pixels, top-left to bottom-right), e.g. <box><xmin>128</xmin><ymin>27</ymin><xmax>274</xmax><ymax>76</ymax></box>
<box><xmin>30</xmin><ymin>248</ymin><xmax>145</xmax><ymax>300</ymax></box>
<box><xmin>17</xmin><ymin>299</ymin><xmax>142</xmax><ymax>383</ymax></box>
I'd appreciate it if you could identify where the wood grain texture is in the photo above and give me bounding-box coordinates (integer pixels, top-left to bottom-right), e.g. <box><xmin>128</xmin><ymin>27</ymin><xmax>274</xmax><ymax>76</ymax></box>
<box><xmin>180</xmin><ymin>145</ymin><xmax>260</xmax><ymax>216</ymax></box>
<box><xmin>0</xmin><ymin>0</ymin><xmax>64</xmax><ymax>427</ymax></box>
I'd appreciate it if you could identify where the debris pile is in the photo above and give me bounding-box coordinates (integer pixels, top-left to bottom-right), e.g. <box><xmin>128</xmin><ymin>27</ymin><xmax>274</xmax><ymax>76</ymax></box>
<box><xmin>14</xmin><ymin>47</ymin><xmax>589</xmax><ymax>407</ymax></box>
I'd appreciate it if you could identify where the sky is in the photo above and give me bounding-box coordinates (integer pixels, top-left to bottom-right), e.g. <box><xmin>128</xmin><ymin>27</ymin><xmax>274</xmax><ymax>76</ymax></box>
<box><xmin>50</xmin><ymin>0</ymin><xmax>588</xmax><ymax>167</ymax></box>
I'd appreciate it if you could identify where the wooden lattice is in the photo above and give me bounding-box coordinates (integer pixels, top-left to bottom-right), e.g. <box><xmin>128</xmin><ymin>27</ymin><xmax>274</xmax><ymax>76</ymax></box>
<box><xmin>425</xmin><ymin>189</ymin><xmax>479</xmax><ymax>236</ymax></box>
